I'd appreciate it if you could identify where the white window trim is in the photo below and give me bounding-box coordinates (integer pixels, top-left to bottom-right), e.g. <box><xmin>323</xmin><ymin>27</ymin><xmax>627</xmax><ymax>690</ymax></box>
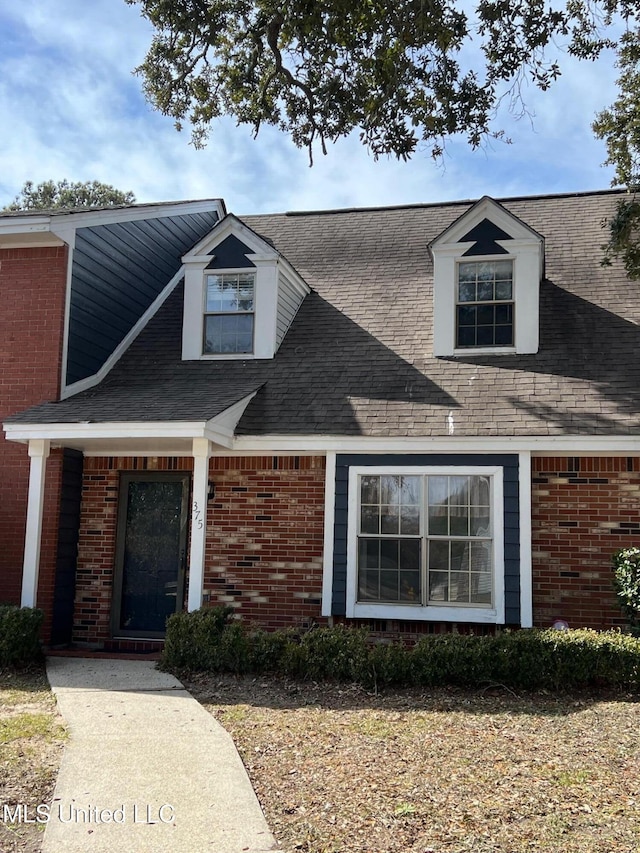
<box><xmin>346</xmin><ymin>465</ymin><xmax>505</xmax><ymax>623</ymax></box>
<box><xmin>183</xmin><ymin>257</ymin><xmax>278</xmax><ymax>360</ymax></box>
<box><xmin>202</xmin><ymin>270</ymin><xmax>256</xmax><ymax>357</ymax></box>
<box><xmin>454</xmin><ymin>256</ymin><xmax>516</xmax><ymax>353</ymax></box>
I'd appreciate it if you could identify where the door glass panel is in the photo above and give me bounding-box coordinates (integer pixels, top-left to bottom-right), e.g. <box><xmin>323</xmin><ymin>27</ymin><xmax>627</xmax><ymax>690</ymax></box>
<box><xmin>119</xmin><ymin>480</ymin><xmax>186</xmax><ymax>634</ymax></box>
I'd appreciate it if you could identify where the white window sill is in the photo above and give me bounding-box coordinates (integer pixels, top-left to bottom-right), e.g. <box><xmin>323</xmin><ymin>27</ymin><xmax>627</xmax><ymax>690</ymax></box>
<box><xmin>197</xmin><ymin>352</ymin><xmax>256</xmax><ymax>360</ymax></box>
<box><xmin>348</xmin><ymin>602</ymin><xmax>500</xmax><ymax>623</ymax></box>
<box><xmin>451</xmin><ymin>346</ymin><xmax>517</xmax><ymax>357</ymax></box>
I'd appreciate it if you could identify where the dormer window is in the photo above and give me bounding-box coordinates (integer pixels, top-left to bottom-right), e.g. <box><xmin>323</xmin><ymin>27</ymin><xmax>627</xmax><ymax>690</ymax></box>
<box><xmin>182</xmin><ymin>214</ymin><xmax>310</xmax><ymax>362</ymax></box>
<box><xmin>456</xmin><ymin>260</ymin><xmax>514</xmax><ymax>348</ymax></box>
<box><xmin>203</xmin><ymin>273</ymin><xmax>255</xmax><ymax>354</ymax></box>
<box><xmin>430</xmin><ymin>197</ymin><xmax>544</xmax><ymax>358</ymax></box>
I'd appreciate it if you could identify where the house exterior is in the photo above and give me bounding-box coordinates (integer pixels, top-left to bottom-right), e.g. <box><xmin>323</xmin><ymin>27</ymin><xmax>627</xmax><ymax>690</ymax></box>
<box><xmin>3</xmin><ymin>189</ymin><xmax>639</xmax><ymax>650</ymax></box>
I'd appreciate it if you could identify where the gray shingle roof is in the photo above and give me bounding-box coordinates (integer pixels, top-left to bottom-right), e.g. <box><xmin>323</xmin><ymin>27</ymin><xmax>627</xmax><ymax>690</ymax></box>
<box><xmin>9</xmin><ymin>189</ymin><xmax>640</xmax><ymax>436</ymax></box>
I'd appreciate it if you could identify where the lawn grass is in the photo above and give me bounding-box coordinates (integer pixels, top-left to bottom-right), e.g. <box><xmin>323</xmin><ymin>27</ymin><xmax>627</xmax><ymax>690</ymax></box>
<box><xmin>187</xmin><ymin>673</ymin><xmax>640</xmax><ymax>853</ymax></box>
<box><xmin>0</xmin><ymin>668</ymin><xmax>66</xmax><ymax>853</ymax></box>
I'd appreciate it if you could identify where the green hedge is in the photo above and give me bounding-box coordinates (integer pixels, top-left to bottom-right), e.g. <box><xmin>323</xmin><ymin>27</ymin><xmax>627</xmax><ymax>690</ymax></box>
<box><xmin>0</xmin><ymin>606</ymin><xmax>44</xmax><ymax>668</ymax></box>
<box><xmin>613</xmin><ymin>547</ymin><xmax>640</xmax><ymax>634</ymax></box>
<box><xmin>161</xmin><ymin>607</ymin><xmax>640</xmax><ymax>692</ymax></box>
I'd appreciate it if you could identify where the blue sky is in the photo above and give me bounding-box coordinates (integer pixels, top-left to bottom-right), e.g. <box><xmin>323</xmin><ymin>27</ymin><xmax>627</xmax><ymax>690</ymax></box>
<box><xmin>0</xmin><ymin>0</ymin><xmax>621</xmax><ymax>215</ymax></box>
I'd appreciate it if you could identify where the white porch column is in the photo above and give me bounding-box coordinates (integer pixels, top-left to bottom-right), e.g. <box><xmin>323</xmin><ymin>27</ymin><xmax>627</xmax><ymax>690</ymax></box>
<box><xmin>20</xmin><ymin>439</ymin><xmax>51</xmax><ymax>608</ymax></box>
<box><xmin>188</xmin><ymin>437</ymin><xmax>211</xmax><ymax>611</ymax></box>
<box><xmin>519</xmin><ymin>450</ymin><xmax>533</xmax><ymax>628</ymax></box>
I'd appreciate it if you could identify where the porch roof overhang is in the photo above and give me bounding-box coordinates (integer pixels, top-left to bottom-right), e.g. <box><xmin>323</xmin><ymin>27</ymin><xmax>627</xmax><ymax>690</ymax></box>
<box><xmin>3</xmin><ymin>391</ymin><xmax>258</xmax><ymax>455</ymax></box>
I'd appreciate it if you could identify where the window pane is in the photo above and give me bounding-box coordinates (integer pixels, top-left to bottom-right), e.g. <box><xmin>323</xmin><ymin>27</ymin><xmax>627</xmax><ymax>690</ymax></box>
<box><xmin>493</xmin><ymin>260</ymin><xmax>513</xmax><ymax>279</ymax></box>
<box><xmin>447</xmin><ymin>476</ymin><xmax>467</xmax><ymax>505</ymax></box>
<box><xmin>469</xmin><ymin>507</ymin><xmax>491</xmax><ymax>536</ymax></box>
<box><xmin>206</xmin><ymin>273</ymin><xmax>254</xmax><ymax>313</ymax></box>
<box><xmin>450</xmin><ymin>540</ymin><xmax>468</xmax><ymax>571</ymax></box>
<box><xmin>400</xmin><ymin>506</ymin><xmax>420</xmax><ymax>535</ymax></box>
<box><xmin>399</xmin><ymin>539</ymin><xmax>420</xmax><ymax>568</ymax></box>
<box><xmin>380</xmin><ymin>505</ymin><xmax>399</xmax><ymax>534</ymax></box>
<box><xmin>458</xmin><ymin>263</ymin><xmax>477</xmax><ymax>283</ymax></box>
<box><xmin>494</xmin><ymin>324</ymin><xmax>513</xmax><ymax>345</ymax></box>
<box><xmin>449</xmin><ymin>509</ymin><xmax>469</xmax><ymax>536</ymax></box>
<box><xmin>380</xmin><ymin>570</ymin><xmax>399</xmax><ymax>600</ymax></box>
<box><xmin>458</xmin><ymin>281</ymin><xmax>476</xmax><ymax>302</ymax></box>
<box><xmin>495</xmin><ymin>281</ymin><xmax>512</xmax><ymax>300</ymax></box>
<box><xmin>457</xmin><ymin>326</ymin><xmax>475</xmax><ymax>347</ymax></box>
<box><xmin>449</xmin><ymin>572</ymin><xmax>470</xmax><ymax>602</ymax></box>
<box><xmin>380</xmin><ymin>539</ymin><xmax>399</xmax><ymax>569</ymax></box>
<box><xmin>400</xmin><ymin>476</ymin><xmax>421</xmax><ymax>505</ymax></box>
<box><xmin>428</xmin><ymin>476</ymin><xmax>448</xmax><ymax>507</ymax></box>
<box><xmin>357</xmin><ymin>538</ymin><xmax>421</xmax><ymax>603</ymax></box>
<box><xmin>471</xmin><ymin>572</ymin><xmax>492</xmax><ymax>604</ymax></box>
<box><xmin>428</xmin><ymin>539</ymin><xmax>449</xmax><ymax>570</ymax></box>
<box><xmin>477</xmin><ymin>281</ymin><xmax>494</xmax><ymax>302</ymax></box>
<box><xmin>399</xmin><ymin>571</ymin><xmax>421</xmax><ymax>601</ymax></box>
<box><xmin>470</xmin><ymin>541</ymin><xmax>491</xmax><ymax>573</ymax></box>
<box><xmin>380</xmin><ymin>476</ymin><xmax>401</xmax><ymax>504</ymax></box>
<box><xmin>237</xmin><ymin>274</ymin><xmax>255</xmax><ymax>310</ymax></box>
<box><xmin>457</xmin><ymin>305</ymin><xmax>476</xmax><ymax>326</ymax></box>
<box><xmin>469</xmin><ymin>476</ymin><xmax>490</xmax><ymax>506</ymax></box>
<box><xmin>359</xmin><ymin>570</ymin><xmax>379</xmax><ymax>600</ymax></box>
<box><xmin>476</xmin><ymin>325</ymin><xmax>494</xmax><ymax>346</ymax></box>
<box><xmin>428</xmin><ymin>570</ymin><xmax>448</xmax><ymax>601</ymax></box>
<box><xmin>204</xmin><ymin>314</ymin><xmax>253</xmax><ymax>354</ymax></box>
<box><xmin>495</xmin><ymin>304</ymin><xmax>513</xmax><ymax>324</ymax></box>
<box><xmin>360</xmin><ymin>476</ymin><xmax>379</xmax><ymax>505</ymax></box>
<box><xmin>359</xmin><ymin>538</ymin><xmax>380</xmax><ymax>568</ymax></box>
<box><xmin>360</xmin><ymin>506</ymin><xmax>379</xmax><ymax>534</ymax></box>
<box><xmin>428</xmin><ymin>506</ymin><xmax>448</xmax><ymax>535</ymax></box>
<box><xmin>203</xmin><ymin>315</ymin><xmax>223</xmax><ymax>353</ymax></box>
<box><xmin>476</xmin><ymin>304</ymin><xmax>494</xmax><ymax>326</ymax></box>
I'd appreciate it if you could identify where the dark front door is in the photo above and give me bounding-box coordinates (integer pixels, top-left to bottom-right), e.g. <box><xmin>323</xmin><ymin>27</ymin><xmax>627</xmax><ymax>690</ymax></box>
<box><xmin>112</xmin><ymin>473</ymin><xmax>190</xmax><ymax>638</ymax></box>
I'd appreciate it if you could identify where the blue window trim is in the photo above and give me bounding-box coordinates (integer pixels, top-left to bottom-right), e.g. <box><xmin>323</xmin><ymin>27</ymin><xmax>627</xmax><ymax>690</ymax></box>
<box><xmin>331</xmin><ymin>453</ymin><xmax>520</xmax><ymax>625</ymax></box>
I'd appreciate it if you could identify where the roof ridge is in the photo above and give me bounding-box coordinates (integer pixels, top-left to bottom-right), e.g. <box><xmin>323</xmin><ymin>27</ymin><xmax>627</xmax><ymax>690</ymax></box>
<box><xmin>239</xmin><ymin>187</ymin><xmax>625</xmax><ymax>219</ymax></box>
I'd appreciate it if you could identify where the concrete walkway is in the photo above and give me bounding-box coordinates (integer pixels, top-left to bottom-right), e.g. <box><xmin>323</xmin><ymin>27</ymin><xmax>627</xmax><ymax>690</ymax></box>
<box><xmin>43</xmin><ymin>657</ymin><xmax>280</xmax><ymax>852</ymax></box>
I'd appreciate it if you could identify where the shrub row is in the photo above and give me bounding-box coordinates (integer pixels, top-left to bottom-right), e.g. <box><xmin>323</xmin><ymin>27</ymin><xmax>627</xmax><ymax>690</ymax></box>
<box><xmin>162</xmin><ymin>607</ymin><xmax>640</xmax><ymax>692</ymax></box>
<box><xmin>0</xmin><ymin>606</ymin><xmax>44</xmax><ymax>667</ymax></box>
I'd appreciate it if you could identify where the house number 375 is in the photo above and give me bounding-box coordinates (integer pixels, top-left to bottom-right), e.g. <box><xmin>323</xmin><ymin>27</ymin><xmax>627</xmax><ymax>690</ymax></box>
<box><xmin>192</xmin><ymin>501</ymin><xmax>204</xmax><ymax>530</ymax></box>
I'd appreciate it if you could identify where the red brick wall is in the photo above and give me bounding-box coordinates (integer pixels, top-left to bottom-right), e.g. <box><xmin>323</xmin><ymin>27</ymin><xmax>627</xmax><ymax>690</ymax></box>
<box><xmin>205</xmin><ymin>455</ymin><xmax>325</xmax><ymax>629</ymax></box>
<box><xmin>531</xmin><ymin>456</ymin><xmax>639</xmax><ymax>629</ymax></box>
<box><xmin>74</xmin><ymin>455</ymin><xmax>326</xmax><ymax>644</ymax></box>
<box><xmin>0</xmin><ymin>245</ymin><xmax>67</xmax><ymax>628</ymax></box>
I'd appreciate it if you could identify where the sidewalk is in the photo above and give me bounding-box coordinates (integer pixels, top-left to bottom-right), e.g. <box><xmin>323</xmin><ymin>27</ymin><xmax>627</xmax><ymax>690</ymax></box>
<box><xmin>43</xmin><ymin>657</ymin><xmax>280</xmax><ymax>852</ymax></box>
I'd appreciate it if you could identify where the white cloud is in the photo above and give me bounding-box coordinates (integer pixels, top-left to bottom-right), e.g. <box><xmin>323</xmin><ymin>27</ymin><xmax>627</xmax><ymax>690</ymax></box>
<box><xmin>0</xmin><ymin>0</ymin><xmax>620</xmax><ymax>213</ymax></box>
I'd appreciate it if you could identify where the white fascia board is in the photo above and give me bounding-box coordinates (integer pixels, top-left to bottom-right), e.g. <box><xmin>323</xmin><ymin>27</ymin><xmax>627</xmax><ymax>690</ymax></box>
<box><xmin>61</xmin><ymin>267</ymin><xmax>185</xmax><ymax>399</ymax></box>
<box><xmin>3</xmin><ymin>421</ymin><xmax>209</xmax><ymax>443</ymax></box>
<box><xmin>0</xmin><ymin>215</ymin><xmax>52</xmax><ymax>234</ymax></box>
<box><xmin>232</xmin><ymin>434</ymin><xmax>640</xmax><ymax>454</ymax></box>
<box><xmin>430</xmin><ymin>196</ymin><xmax>543</xmax><ymax>248</ymax></box>
<box><xmin>202</xmin><ymin>391</ymin><xmax>260</xmax><ymax>448</ymax></box>
<box><xmin>183</xmin><ymin>213</ymin><xmax>279</xmax><ymax>261</ymax></box>
<box><xmin>49</xmin><ymin>199</ymin><xmax>225</xmax><ymax>242</ymax></box>
<box><xmin>206</xmin><ymin>391</ymin><xmax>259</xmax><ymax>434</ymax></box>
<box><xmin>4</xmin><ymin>393</ymin><xmax>259</xmax><ymax>449</ymax></box>
<box><xmin>0</xmin><ymin>215</ymin><xmax>65</xmax><ymax>248</ymax></box>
